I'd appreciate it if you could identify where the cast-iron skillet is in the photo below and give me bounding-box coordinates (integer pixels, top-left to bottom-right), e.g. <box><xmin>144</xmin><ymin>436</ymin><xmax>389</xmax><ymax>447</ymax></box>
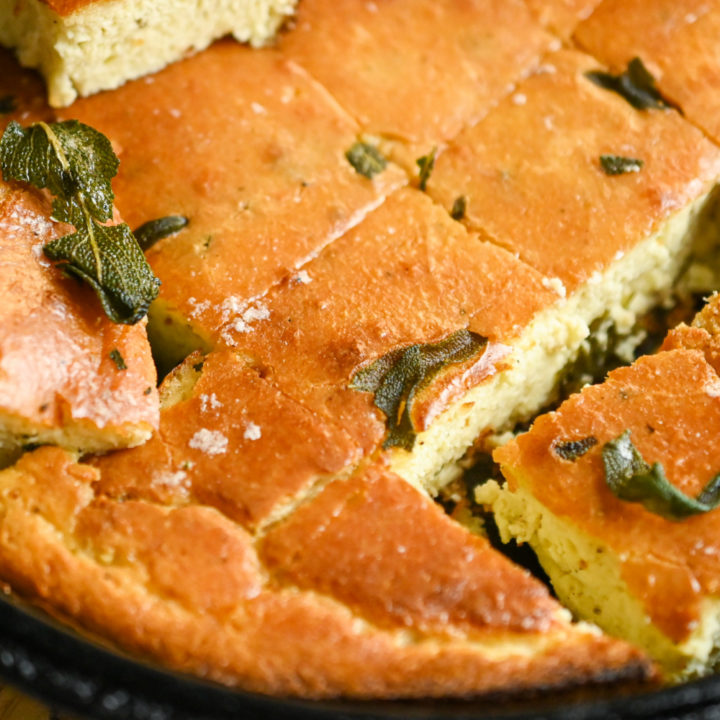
<box><xmin>0</xmin><ymin>592</ymin><xmax>719</xmax><ymax>720</ymax></box>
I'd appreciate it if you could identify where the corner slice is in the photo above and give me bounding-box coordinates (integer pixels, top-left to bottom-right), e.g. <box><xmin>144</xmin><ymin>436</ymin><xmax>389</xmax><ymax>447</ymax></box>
<box><xmin>0</xmin><ymin>0</ymin><xmax>297</xmax><ymax>106</ymax></box>
<box><xmin>0</xmin><ymin>182</ymin><xmax>158</xmax><ymax>466</ymax></box>
<box><xmin>488</xmin><ymin>341</ymin><xmax>720</xmax><ymax>678</ymax></box>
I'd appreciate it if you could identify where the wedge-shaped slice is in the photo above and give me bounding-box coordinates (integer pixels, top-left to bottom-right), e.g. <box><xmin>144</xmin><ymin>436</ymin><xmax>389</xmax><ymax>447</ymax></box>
<box><xmin>0</xmin><ymin>182</ymin><xmax>158</xmax><ymax>467</ymax></box>
<box><xmin>489</xmin><ymin>345</ymin><xmax>720</xmax><ymax>678</ymax></box>
<box><xmin>62</xmin><ymin>41</ymin><xmax>406</xmax><ymax>372</ymax></box>
<box><xmin>0</xmin><ymin>446</ymin><xmax>653</xmax><ymax>698</ymax></box>
<box><xmin>0</xmin><ymin>0</ymin><xmax>297</xmax><ymax>107</ymax></box>
<box><xmin>218</xmin><ymin>188</ymin><xmax>596</xmax><ymax>493</ymax></box>
<box><xmin>92</xmin><ymin>349</ymin><xmax>359</xmax><ymax>531</ymax></box>
<box><xmin>575</xmin><ymin>0</ymin><xmax>720</xmax><ymax>145</ymax></box>
<box><xmin>279</xmin><ymin>0</ymin><xmax>552</xmax><ymax>167</ymax></box>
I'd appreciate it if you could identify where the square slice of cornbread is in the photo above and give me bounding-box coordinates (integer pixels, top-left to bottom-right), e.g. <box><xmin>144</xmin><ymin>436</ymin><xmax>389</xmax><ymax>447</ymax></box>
<box><xmin>489</xmin><ymin>340</ymin><xmax>720</xmax><ymax>678</ymax></box>
<box><xmin>0</xmin><ymin>180</ymin><xmax>158</xmax><ymax>467</ymax></box>
<box><xmin>0</xmin><ymin>446</ymin><xmax>653</xmax><ymax>698</ymax></box>
<box><xmin>0</xmin><ymin>0</ymin><xmax>297</xmax><ymax>107</ymax></box>
<box><xmin>279</xmin><ymin>0</ymin><xmax>552</xmax><ymax>164</ymax></box>
<box><xmin>575</xmin><ymin>0</ymin><xmax>720</xmax><ymax>145</ymax></box>
<box><xmin>92</xmin><ymin>349</ymin><xmax>360</xmax><ymax>531</ymax></box>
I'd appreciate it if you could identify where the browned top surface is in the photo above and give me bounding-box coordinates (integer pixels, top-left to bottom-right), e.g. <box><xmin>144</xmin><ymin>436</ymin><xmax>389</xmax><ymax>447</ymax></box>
<box><xmin>279</xmin><ymin>0</ymin><xmax>551</xmax><ymax>146</ymax></box>
<box><xmin>575</xmin><ymin>0</ymin><xmax>720</xmax><ymax>145</ymax></box>
<box><xmin>63</xmin><ymin>41</ymin><xmax>406</xmax><ymax>340</ymax></box>
<box><xmin>428</xmin><ymin>49</ymin><xmax>720</xmax><ymax>293</ymax></box>
<box><xmin>524</xmin><ymin>0</ymin><xmax>603</xmax><ymax>37</ymax></box>
<box><xmin>92</xmin><ymin>349</ymin><xmax>359</xmax><ymax>530</ymax></box>
<box><xmin>0</xmin><ymin>446</ymin><xmax>652</xmax><ymax>697</ymax></box>
<box><xmin>0</xmin><ymin>183</ymin><xmax>158</xmax><ymax>438</ymax></box>
<box><xmin>228</xmin><ymin>188</ymin><xmax>557</xmax><ymax>452</ymax></box>
<box><xmin>0</xmin><ymin>50</ymin><xmax>53</xmax><ymax>126</ymax></box>
<box><xmin>262</xmin><ymin>462</ymin><xmax>561</xmax><ymax>638</ymax></box>
<box><xmin>495</xmin><ymin>348</ymin><xmax>720</xmax><ymax>642</ymax></box>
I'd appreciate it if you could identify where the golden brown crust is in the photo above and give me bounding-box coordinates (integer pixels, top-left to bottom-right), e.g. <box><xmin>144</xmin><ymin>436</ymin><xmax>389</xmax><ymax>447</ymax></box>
<box><xmin>37</xmin><ymin>0</ymin><xmax>99</xmax><ymax>16</ymax></box>
<box><xmin>279</xmin><ymin>0</ymin><xmax>552</xmax><ymax>147</ymax></box>
<box><xmin>92</xmin><ymin>349</ymin><xmax>360</xmax><ymax>530</ymax></box>
<box><xmin>225</xmin><ymin>188</ymin><xmax>557</xmax><ymax>452</ymax></box>
<box><xmin>0</xmin><ymin>182</ymin><xmax>158</xmax><ymax>454</ymax></box>
<box><xmin>63</xmin><ymin>41</ymin><xmax>406</xmax><ymax>343</ymax></box>
<box><xmin>495</xmin><ymin>348</ymin><xmax>720</xmax><ymax>643</ymax></box>
<box><xmin>524</xmin><ymin>0</ymin><xmax>602</xmax><ymax>38</ymax></box>
<box><xmin>0</xmin><ymin>447</ymin><xmax>652</xmax><ymax>698</ymax></box>
<box><xmin>574</xmin><ymin>0</ymin><xmax>720</xmax><ymax>145</ymax></box>
<box><xmin>261</xmin><ymin>462</ymin><xmax>561</xmax><ymax>638</ymax></box>
<box><xmin>428</xmin><ymin>49</ymin><xmax>720</xmax><ymax>293</ymax></box>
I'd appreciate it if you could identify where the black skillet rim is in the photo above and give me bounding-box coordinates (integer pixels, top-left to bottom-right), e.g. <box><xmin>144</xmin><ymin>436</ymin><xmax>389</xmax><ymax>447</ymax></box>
<box><xmin>0</xmin><ymin>592</ymin><xmax>719</xmax><ymax>720</ymax></box>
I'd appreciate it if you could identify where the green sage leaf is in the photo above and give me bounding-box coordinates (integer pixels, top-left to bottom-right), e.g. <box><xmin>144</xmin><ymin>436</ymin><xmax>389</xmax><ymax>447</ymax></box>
<box><xmin>345</xmin><ymin>142</ymin><xmax>387</xmax><ymax>179</ymax></box>
<box><xmin>134</xmin><ymin>215</ymin><xmax>189</xmax><ymax>251</ymax></box>
<box><xmin>109</xmin><ymin>349</ymin><xmax>127</xmax><ymax>370</ymax></box>
<box><xmin>351</xmin><ymin>329</ymin><xmax>488</xmax><ymax>450</ymax></box>
<box><xmin>553</xmin><ymin>436</ymin><xmax>598</xmax><ymax>461</ymax></box>
<box><xmin>0</xmin><ymin>120</ymin><xmax>160</xmax><ymax>324</ymax></box>
<box><xmin>416</xmin><ymin>147</ymin><xmax>436</xmax><ymax>191</ymax></box>
<box><xmin>600</xmin><ymin>154</ymin><xmax>644</xmax><ymax>176</ymax></box>
<box><xmin>602</xmin><ymin>430</ymin><xmax>720</xmax><ymax>520</ymax></box>
<box><xmin>44</xmin><ymin>220</ymin><xmax>160</xmax><ymax>325</ymax></box>
<box><xmin>586</xmin><ymin>58</ymin><xmax>678</xmax><ymax>112</ymax></box>
<box><xmin>450</xmin><ymin>195</ymin><xmax>467</xmax><ymax>221</ymax></box>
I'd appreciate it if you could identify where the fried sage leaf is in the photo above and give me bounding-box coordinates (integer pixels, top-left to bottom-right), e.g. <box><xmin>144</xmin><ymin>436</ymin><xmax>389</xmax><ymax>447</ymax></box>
<box><xmin>586</xmin><ymin>58</ymin><xmax>678</xmax><ymax>112</ymax></box>
<box><xmin>350</xmin><ymin>329</ymin><xmax>488</xmax><ymax>450</ymax></box>
<box><xmin>450</xmin><ymin>195</ymin><xmax>467</xmax><ymax>221</ymax></box>
<box><xmin>602</xmin><ymin>430</ymin><xmax>720</xmax><ymax>521</ymax></box>
<box><xmin>109</xmin><ymin>348</ymin><xmax>127</xmax><ymax>370</ymax></box>
<box><xmin>600</xmin><ymin>154</ymin><xmax>644</xmax><ymax>176</ymax></box>
<box><xmin>553</xmin><ymin>436</ymin><xmax>598</xmax><ymax>461</ymax></box>
<box><xmin>345</xmin><ymin>141</ymin><xmax>387</xmax><ymax>179</ymax></box>
<box><xmin>134</xmin><ymin>215</ymin><xmax>189</xmax><ymax>251</ymax></box>
<box><xmin>0</xmin><ymin>120</ymin><xmax>160</xmax><ymax>324</ymax></box>
<box><xmin>416</xmin><ymin>147</ymin><xmax>437</xmax><ymax>191</ymax></box>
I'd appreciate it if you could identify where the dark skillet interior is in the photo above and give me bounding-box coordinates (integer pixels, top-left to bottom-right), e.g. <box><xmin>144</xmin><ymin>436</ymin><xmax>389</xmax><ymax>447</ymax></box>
<box><xmin>0</xmin><ymin>592</ymin><xmax>719</xmax><ymax>720</ymax></box>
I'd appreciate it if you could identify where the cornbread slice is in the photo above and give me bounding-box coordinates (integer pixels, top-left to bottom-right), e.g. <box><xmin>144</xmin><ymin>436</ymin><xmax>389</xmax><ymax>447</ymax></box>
<box><xmin>213</xmin><ymin>187</ymin><xmax>593</xmax><ymax>492</ymax></box>
<box><xmin>0</xmin><ymin>181</ymin><xmax>158</xmax><ymax>467</ymax></box>
<box><xmin>0</xmin><ymin>0</ymin><xmax>297</xmax><ymax>107</ymax></box>
<box><xmin>92</xmin><ymin>349</ymin><xmax>359</xmax><ymax>531</ymax></box>
<box><xmin>59</xmin><ymin>40</ymin><xmax>406</xmax><ymax>373</ymax></box>
<box><xmin>575</xmin><ymin>0</ymin><xmax>720</xmax><ymax>145</ymax></box>
<box><xmin>0</xmin><ymin>446</ymin><xmax>652</xmax><ymax>698</ymax></box>
<box><xmin>488</xmin><ymin>343</ymin><xmax>720</xmax><ymax>678</ymax></box>
<box><xmin>279</xmin><ymin>0</ymin><xmax>553</xmax><ymax>166</ymax></box>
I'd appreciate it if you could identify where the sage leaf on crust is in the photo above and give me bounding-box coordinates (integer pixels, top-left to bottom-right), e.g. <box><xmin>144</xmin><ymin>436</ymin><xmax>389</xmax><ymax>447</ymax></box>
<box><xmin>345</xmin><ymin>142</ymin><xmax>387</xmax><ymax>179</ymax></box>
<box><xmin>350</xmin><ymin>329</ymin><xmax>488</xmax><ymax>451</ymax></box>
<box><xmin>586</xmin><ymin>58</ymin><xmax>678</xmax><ymax>112</ymax></box>
<box><xmin>602</xmin><ymin>430</ymin><xmax>720</xmax><ymax>521</ymax></box>
<box><xmin>416</xmin><ymin>147</ymin><xmax>437</xmax><ymax>191</ymax></box>
<box><xmin>600</xmin><ymin>155</ymin><xmax>644</xmax><ymax>176</ymax></box>
<box><xmin>553</xmin><ymin>436</ymin><xmax>598</xmax><ymax>461</ymax></box>
<box><xmin>134</xmin><ymin>215</ymin><xmax>189</xmax><ymax>251</ymax></box>
<box><xmin>0</xmin><ymin>120</ymin><xmax>160</xmax><ymax>324</ymax></box>
<box><xmin>450</xmin><ymin>195</ymin><xmax>467</xmax><ymax>221</ymax></box>
<box><xmin>109</xmin><ymin>348</ymin><xmax>127</xmax><ymax>370</ymax></box>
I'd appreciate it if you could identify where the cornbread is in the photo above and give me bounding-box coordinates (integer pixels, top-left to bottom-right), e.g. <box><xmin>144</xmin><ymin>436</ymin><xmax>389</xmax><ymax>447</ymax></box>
<box><xmin>0</xmin><ymin>0</ymin><xmax>297</xmax><ymax>107</ymax></box>
<box><xmin>488</xmin><ymin>299</ymin><xmax>720</xmax><ymax>677</ymax></box>
<box><xmin>0</xmin><ymin>445</ymin><xmax>652</xmax><ymax>697</ymax></box>
<box><xmin>575</xmin><ymin>0</ymin><xmax>720</xmax><ymax>145</ymax></box>
<box><xmin>0</xmin><ymin>180</ymin><xmax>158</xmax><ymax>467</ymax></box>
<box><xmin>5</xmin><ymin>0</ymin><xmax>720</xmax><ymax>703</ymax></box>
